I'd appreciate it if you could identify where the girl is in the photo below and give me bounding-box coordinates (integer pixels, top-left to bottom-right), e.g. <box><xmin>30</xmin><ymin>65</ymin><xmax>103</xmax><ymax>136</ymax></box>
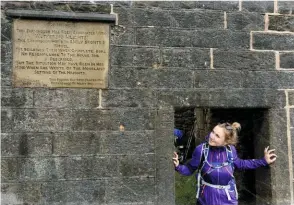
<box><xmin>173</xmin><ymin>122</ymin><xmax>277</xmax><ymax>205</ymax></box>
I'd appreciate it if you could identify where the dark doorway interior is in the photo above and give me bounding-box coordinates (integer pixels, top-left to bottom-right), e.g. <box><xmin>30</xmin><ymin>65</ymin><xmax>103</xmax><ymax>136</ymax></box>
<box><xmin>174</xmin><ymin>108</ymin><xmax>272</xmax><ymax>205</ymax></box>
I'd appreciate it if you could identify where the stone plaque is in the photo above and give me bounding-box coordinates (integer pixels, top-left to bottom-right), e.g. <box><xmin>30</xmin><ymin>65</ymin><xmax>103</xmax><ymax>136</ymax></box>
<box><xmin>12</xmin><ymin>19</ymin><xmax>109</xmax><ymax>88</ymax></box>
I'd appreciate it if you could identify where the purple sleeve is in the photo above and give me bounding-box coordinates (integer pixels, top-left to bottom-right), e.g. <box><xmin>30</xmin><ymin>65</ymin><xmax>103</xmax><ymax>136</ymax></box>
<box><xmin>175</xmin><ymin>144</ymin><xmax>203</xmax><ymax>176</ymax></box>
<box><xmin>231</xmin><ymin>145</ymin><xmax>268</xmax><ymax>170</ymax></box>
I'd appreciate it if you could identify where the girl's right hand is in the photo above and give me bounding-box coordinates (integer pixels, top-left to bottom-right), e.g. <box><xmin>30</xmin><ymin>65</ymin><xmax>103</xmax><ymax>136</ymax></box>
<box><xmin>173</xmin><ymin>152</ymin><xmax>179</xmax><ymax>167</ymax></box>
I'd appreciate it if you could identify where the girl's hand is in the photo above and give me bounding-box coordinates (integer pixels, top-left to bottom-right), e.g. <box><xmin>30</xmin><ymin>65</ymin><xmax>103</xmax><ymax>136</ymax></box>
<box><xmin>264</xmin><ymin>146</ymin><xmax>277</xmax><ymax>164</ymax></box>
<box><xmin>173</xmin><ymin>152</ymin><xmax>179</xmax><ymax>167</ymax></box>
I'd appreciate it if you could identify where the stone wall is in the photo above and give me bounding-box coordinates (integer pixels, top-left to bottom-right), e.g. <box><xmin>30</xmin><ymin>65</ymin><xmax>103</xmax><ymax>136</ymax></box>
<box><xmin>1</xmin><ymin>1</ymin><xmax>294</xmax><ymax>205</ymax></box>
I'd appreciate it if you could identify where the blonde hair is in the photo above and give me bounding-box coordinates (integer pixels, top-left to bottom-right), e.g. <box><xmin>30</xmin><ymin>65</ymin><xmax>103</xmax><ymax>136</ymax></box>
<box><xmin>218</xmin><ymin>122</ymin><xmax>241</xmax><ymax>146</ymax></box>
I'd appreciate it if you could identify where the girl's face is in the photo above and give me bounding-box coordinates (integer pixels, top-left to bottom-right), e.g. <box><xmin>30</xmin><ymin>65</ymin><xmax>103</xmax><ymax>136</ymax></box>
<box><xmin>208</xmin><ymin>125</ymin><xmax>227</xmax><ymax>147</ymax></box>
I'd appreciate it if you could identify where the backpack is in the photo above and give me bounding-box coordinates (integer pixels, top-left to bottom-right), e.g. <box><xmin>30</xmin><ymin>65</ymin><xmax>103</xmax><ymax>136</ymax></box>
<box><xmin>196</xmin><ymin>142</ymin><xmax>236</xmax><ymax>199</ymax></box>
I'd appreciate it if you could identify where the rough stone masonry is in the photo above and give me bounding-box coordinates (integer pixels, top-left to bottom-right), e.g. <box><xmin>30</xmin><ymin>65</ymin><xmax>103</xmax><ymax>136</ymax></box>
<box><xmin>1</xmin><ymin>1</ymin><xmax>294</xmax><ymax>205</ymax></box>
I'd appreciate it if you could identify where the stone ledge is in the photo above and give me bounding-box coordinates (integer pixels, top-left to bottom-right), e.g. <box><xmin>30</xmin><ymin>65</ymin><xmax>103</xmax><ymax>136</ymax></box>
<box><xmin>5</xmin><ymin>9</ymin><xmax>116</xmax><ymax>23</ymax></box>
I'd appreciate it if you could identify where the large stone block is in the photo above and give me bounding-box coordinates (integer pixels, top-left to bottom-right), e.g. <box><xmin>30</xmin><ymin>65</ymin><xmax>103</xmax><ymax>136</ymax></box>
<box><xmin>60</xmin><ymin>156</ymin><xmax>119</xmax><ymax>179</ymax></box>
<box><xmin>167</xmin><ymin>10</ymin><xmax>224</xmax><ymax>29</ymax></box>
<box><xmin>243</xmin><ymin>71</ymin><xmax>278</xmax><ymax>88</ymax></box>
<box><xmin>214</xmin><ymin>49</ymin><xmax>275</xmax><ymax>69</ymax></box>
<box><xmin>289</xmin><ymin>91</ymin><xmax>294</xmax><ymax>106</ymax></box>
<box><xmin>41</xmin><ymin>180</ymin><xmax>106</xmax><ymax>204</ymax></box>
<box><xmin>106</xmin><ymin>177</ymin><xmax>155</xmax><ymax>204</ymax></box>
<box><xmin>53</xmin><ymin>132</ymin><xmax>101</xmax><ymax>155</ymax></box>
<box><xmin>113</xmin><ymin>6</ymin><xmax>134</xmax><ymax>26</ymax></box>
<box><xmin>1</xmin><ymin>183</ymin><xmax>42</xmax><ymax>204</ymax></box>
<box><xmin>156</xmin><ymin>89</ymin><xmax>210</xmax><ymax>107</ymax></box>
<box><xmin>242</xmin><ymin>1</ymin><xmax>274</xmax><ymax>13</ymax></box>
<box><xmin>1</xmin><ymin>158</ymin><xmax>19</xmax><ymax>181</ymax></box>
<box><xmin>118</xmin><ymin>154</ymin><xmax>155</xmax><ymax>177</ymax></box>
<box><xmin>136</xmin><ymin>28</ymin><xmax>191</xmax><ymax>47</ymax></box>
<box><xmin>1</xmin><ymin>108</ymin><xmax>12</xmax><ymax>132</ymax></box>
<box><xmin>72</xmin><ymin>108</ymin><xmax>156</xmax><ymax>131</ymax></box>
<box><xmin>162</xmin><ymin>48</ymin><xmax>210</xmax><ymax>68</ymax></box>
<box><xmin>136</xmin><ymin>69</ymin><xmax>194</xmax><ymax>88</ymax></box>
<box><xmin>62</xmin><ymin>2</ymin><xmax>111</xmax><ymax>13</ymax></box>
<box><xmin>110</xmin><ymin>45</ymin><xmax>133</xmax><ymax>66</ymax></box>
<box><xmin>194</xmin><ymin>70</ymin><xmax>244</xmax><ymax>89</ymax></box>
<box><xmin>278</xmin><ymin>1</ymin><xmax>294</xmax><ymax>14</ymax></box>
<box><xmin>191</xmin><ymin>30</ymin><xmax>250</xmax><ymax>49</ymax></box>
<box><xmin>195</xmin><ymin>1</ymin><xmax>239</xmax><ymax>11</ymax></box>
<box><xmin>253</xmin><ymin>32</ymin><xmax>294</xmax><ymax>50</ymax></box>
<box><xmin>101</xmin><ymin>131</ymin><xmax>155</xmax><ymax>154</ymax></box>
<box><xmin>227</xmin><ymin>11</ymin><xmax>264</xmax><ymax>31</ymax></box>
<box><xmin>133</xmin><ymin>47</ymin><xmax>161</xmax><ymax>67</ymax></box>
<box><xmin>277</xmin><ymin>71</ymin><xmax>294</xmax><ymax>89</ymax></box>
<box><xmin>1</xmin><ymin>88</ymin><xmax>34</xmax><ymax>108</ymax></box>
<box><xmin>109</xmin><ymin>67</ymin><xmax>138</xmax><ymax>88</ymax></box>
<box><xmin>1</xmin><ymin>133</ymin><xmax>52</xmax><ymax>157</ymax></box>
<box><xmin>111</xmin><ymin>26</ymin><xmax>135</xmax><ymax>45</ymax></box>
<box><xmin>133</xmin><ymin>8</ymin><xmax>173</xmax><ymax>27</ymax></box>
<box><xmin>9</xmin><ymin>108</ymin><xmax>72</xmax><ymax>132</ymax></box>
<box><xmin>280</xmin><ymin>52</ymin><xmax>294</xmax><ymax>69</ymax></box>
<box><xmin>269</xmin><ymin>15</ymin><xmax>294</xmax><ymax>32</ymax></box>
<box><xmin>33</xmin><ymin>88</ymin><xmax>99</xmax><ymax>108</ymax></box>
<box><xmin>102</xmin><ymin>89</ymin><xmax>157</xmax><ymax>108</ymax></box>
<box><xmin>132</xmin><ymin>1</ymin><xmax>175</xmax><ymax>9</ymax></box>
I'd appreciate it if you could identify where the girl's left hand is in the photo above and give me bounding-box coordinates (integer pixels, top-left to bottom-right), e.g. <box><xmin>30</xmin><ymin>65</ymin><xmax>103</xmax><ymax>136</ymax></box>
<box><xmin>264</xmin><ymin>146</ymin><xmax>277</xmax><ymax>164</ymax></box>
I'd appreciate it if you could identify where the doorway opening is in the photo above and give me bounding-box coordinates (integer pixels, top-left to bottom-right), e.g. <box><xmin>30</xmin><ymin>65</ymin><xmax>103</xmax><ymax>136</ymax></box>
<box><xmin>174</xmin><ymin>107</ymin><xmax>272</xmax><ymax>205</ymax></box>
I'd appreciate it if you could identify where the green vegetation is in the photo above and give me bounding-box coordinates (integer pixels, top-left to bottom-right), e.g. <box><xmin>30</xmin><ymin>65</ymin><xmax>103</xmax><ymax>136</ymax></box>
<box><xmin>175</xmin><ymin>172</ymin><xmax>197</xmax><ymax>205</ymax></box>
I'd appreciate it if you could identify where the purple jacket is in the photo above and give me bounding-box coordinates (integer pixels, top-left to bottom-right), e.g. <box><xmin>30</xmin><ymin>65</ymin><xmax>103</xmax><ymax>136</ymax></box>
<box><xmin>175</xmin><ymin>141</ymin><xmax>268</xmax><ymax>205</ymax></box>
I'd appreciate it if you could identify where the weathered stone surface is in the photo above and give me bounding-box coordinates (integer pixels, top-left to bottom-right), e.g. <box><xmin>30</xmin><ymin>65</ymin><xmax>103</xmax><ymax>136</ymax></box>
<box><xmin>269</xmin><ymin>15</ymin><xmax>294</xmax><ymax>32</ymax></box>
<box><xmin>167</xmin><ymin>10</ymin><xmax>224</xmax><ymax>29</ymax></box>
<box><xmin>19</xmin><ymin>158</ymin><xmax>59</xmax><ymax>181</ymax></box>
<box><xmin>290</xmin><ymin>108</ymin><xmax>294</xmax><ymax>127</ymax></box>
<box><xmin>1</xmin><ymin>183</ymin><xmax>42</xmax><ymax>204</ymax></box>
<box><xmin>41</xmin><ymin>180</ymin><xmax>105</xmax><ymax>204</ymax></box>
<box><xmin>53</xmin><ymin>132</ymin><xmax>101</xmax><ymax>155</ymax></box>
<box><xmin>195</xmin><ymin>1</ymin><xmax>239</xmax><ymax>11</ymax></box>
<box><xmin>110</xmin><ymin>26</ymin><xmax>135</xmax><ymax>45</ymax></box>
<box><xmin>1</xmin><ymin>41</ymin><xmax>12</xmax><ymax>65</ymax></box>
<box><xmin>109</xmin><ymin>67</ymin><xmax>138</xmax><ymax>88</ymax></box>
<box><xmin>227</xmin><ymin>11</ymin><xmax>264</xmax><ymax>31</ymax></box>
<box><xmin>194</xmin><ymin>70</ymin><xmax>244</xmax><ymax>88</ymax></box>
<box><xmin>106</xmin><ymin>177</ymin><xmax>155</xmax><ymax>204</ymax></box>
<box><xmin>280</xmin><ymin>52</ymin><xmax>294</xmax><ymax>69</ymax></box>
<box><xmin>1</xmin><ymin>108</ymin><xmax>12</xmax><ymax>132</ymax></box>
<box><xmin>278</xmin><ymin>1</ymin><xmax>294</xmax><ymax>14</ymax></box>
<box><xmin>110</xmin><ymin>45</ymin><xmax>133</xmax><ymax>66</ymax></box>
<box><xmin>1</xmin><ymin>62</ymin><xmax>12</xmax><ymax>87</ymax></box>
<box><xmin>113</xmin><ymin>6</ymin><xmax>133</xmax><ymax>26</ymax></box>
<box><xmin>162</xmin><ymin>48</ymin><xmax>210</xmax><ymax>68</ymax></box>
<box><xmin>1</xmin><ymin>88</ymin><xmax>34</xmax><ymax>108</ymax></box>
<box><xmin>136</xmin><ymin>69</ymin><xmax>194</xmax><ymax>88</ymax></box>
<box><xmin>101</xmin><ymin>131</ymin><xmax>154</xmax><ymax>154</ymax></box>
<box><xmin>191</xmin><ymin>30</ymin><xmax>250</xmax><ymax>49</ymax></box>
<box><xmin>133</xmin><ymin>47</ymin><xmax>161</xmax><ymax>67</ymax></box>
<box><xmin>136</xmin><ymin>28</ymin><xmax>191</xmax><ymax>47</ymax></box>
<box><xmin>118</xmin><ymin>154</ymin><xmax>155</xmax><ymax>177</ymax></box>
<box><xmin>268</xmin><ymin>109</ymin><xmax>292</xmax><ymax>205</ymax></box>
<box><xmin>1</xmin><ymin>158</ymin><xmax>19</xmax><ymax>181</ymax></box>
<box><xmin>253</xmin><ymin>33</ymin><xmax>294</xmax><ymax>50</ymax></box>
<box><xmin>60</xmin><ymin>156</ymin><xmax>119</xmax><ymax>179</ymax></box>
<box><xmin>242</xmin><ymin>1</ymin><xmax>274</xmax><ymax>13</ymax></box>
<box><xmin>1</xmin><ymin>21</ymin><xmax>12</xmax><ymax>43</ymax></box>
<box><xmin>1</xmin><ymin>133</ymin><xmax>52</xmax><ymax>157</ymax></box>
<box><xmin>289</xmin><ymin>91</ymin><xmax>294</xmax><ymax>106</ymax></box>
<box><xmin>133</xmin><ymin>8</ymin><xmax>173</xmax><ymax>27</ymax></box>
<box><xmin>33</xmin><ymin>88</ymin><xmax>99</xmax><ymax>108</ymax></box>
<box><xmin>276</xmin><ymin>71</ymin><xmax>294</xmax><ymax>89</ymax></box>
<box><xmin>102</xmin><ymin>89</ymin><xmax>157</xmax><ymax>108</ymax></box>
<box><xmin>243</xmin><ymin>71</ymin><xmax>278</xmax><ymax>88</ymax></box>
<box><xmin>214</xmin><ymin>49</ymin><xmax>275</xmax><ymax>69</ymax></box>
